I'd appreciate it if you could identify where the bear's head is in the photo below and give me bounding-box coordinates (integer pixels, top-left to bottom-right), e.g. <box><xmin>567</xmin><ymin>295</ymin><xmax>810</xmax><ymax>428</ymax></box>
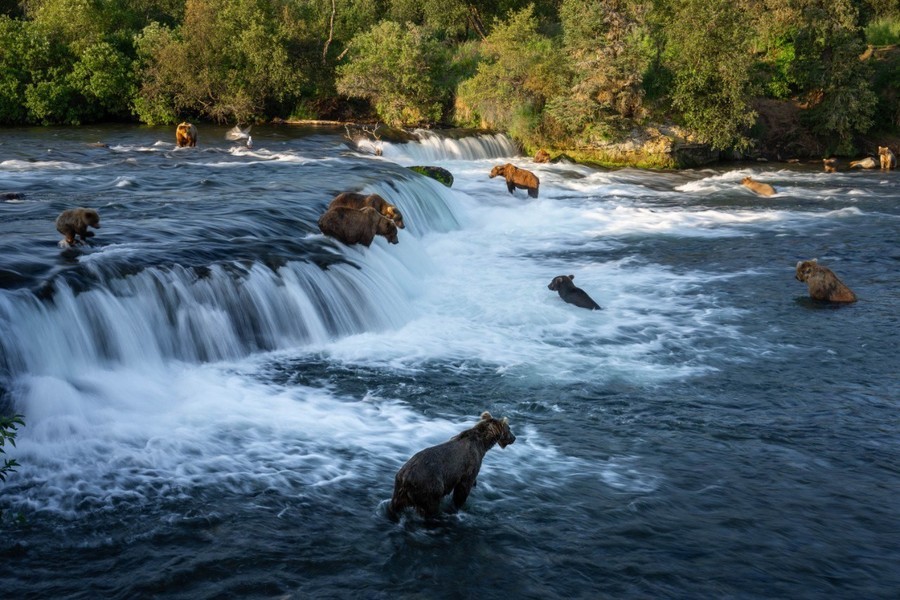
<box><xmin>878</xmin><ymin>146</ymin><xmax>892</xmax><ymax>156</ymax></box>
<box><xmin>548</xmin><ymin>274</ymin><xmax>575</xmax><ymax>291</ymax></box>
<box><xmin>478</xmin><ymin>411</ymin><xmax>516</xmax><ymax>449</ymax></box>
<box><xmin>384</xmin><ymin>205</ymin><xmax>405</xmax><ymax>229</ymax></box>
<box><xmin>741</xmin><ymin>176</ymin><xmax>753</xmax><ymax>184</ymax></box>
<box><xmin>795</xmin><ymin>259</ymin><xmax>819</xmax><ymax>282</ymax></box>
<box><xmin>83</xmin><ymin>208</ymin><xmax>101</xmax><ymax>228</ymax></box>
<box><xmin>489</xmin><ymin>165</ymin><xmax>510</xmax><ymax>179</ymax></box>
<box><xmin>374</xmin><ymin>211</ymin><xmax>399</xmax><ymax>245</ymax></box>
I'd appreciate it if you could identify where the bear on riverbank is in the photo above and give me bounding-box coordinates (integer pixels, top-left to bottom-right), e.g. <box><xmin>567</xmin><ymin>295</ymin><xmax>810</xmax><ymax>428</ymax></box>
<box><xmin>795</xmin><ymin>259</ymin><xmax>857</xmax><ymax>303</ymax></box>
<box><xmin>317</xmin><ymin>206</ymin><xmax>399</xmax><ymax>247</ymax></box>
<box><xmin>741</xmin><ymin>176</ymin><xmax>776</xmax><ymax>197</ymax></box>
<box><xmin>548</xmin><ymin>274</ymin><xmax>601</xmax><ymax>310</ymax></box>
<box><xmin>55</xmin><ymin>207</ymin><xmax>100</xmax><ymax>247</ymax></box>
<box><xmin>388</xmin><ymin>411</ymin><xmax>516</xmax><ymax>520</ymax></box>
<box><xmin>878</xmin><ymin>146</ymin><xmax>896</xmax><ymax>170</ymax></box>
<box><xmin>327</xmin><ymin>192</ymin><xmax>405</xmax><ymax>229</ymax></box>
<box><xmin>850</xmin><ymin>156</ymin><xmax>877</xmax><ymax>169</ymax></box>
<box><xmin>176</xmin><ymin>122</ymin><xmax>197</xmax><ymax>147</ymax></box>
<box><xmin>490</xmin><ymin>163</ymin><xmax>540</xmax><ymax>198</ymax></box>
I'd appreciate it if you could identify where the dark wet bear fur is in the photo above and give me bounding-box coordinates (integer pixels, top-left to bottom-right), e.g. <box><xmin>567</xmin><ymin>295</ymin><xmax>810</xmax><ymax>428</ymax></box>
<box><xmin>327</xmin><ymin>192</ymin><xmax>405</xmax><ymax>229</ymax></box>
<box><xmin>318</xmin><ymin>205</ymin><xmax>399</xmax><ymax>247</ymax></box>
<box><xmin>795</xmin><ymin>259</ymin><xmax>857</xmax><ymax>303</ymax></box>
<box><xmin>56</xmin><ymin>207</ymin><xmax>101</xmax><ymax>246</ymax></box>
<box><xmin>489</xmin><ymin>163</ymin><xmax>540</xmax><ymax>198</ymax></box>
<box><xmin>548</xmin><ymin>274</ymin><xmax>601</xmax><ymax>310</ymax></box>
<box><xmin>388</xmin><ymin>411</ymin><xmax>516</xmax><ymax>520</ymax></box>
<box><xmin>176</xmin><ymin>122</ymin><xmax>197</xmax><ymax>147</ymax></box>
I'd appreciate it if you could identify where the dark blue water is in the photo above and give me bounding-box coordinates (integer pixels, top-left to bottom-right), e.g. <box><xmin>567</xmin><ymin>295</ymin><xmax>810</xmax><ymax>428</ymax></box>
<box><xmin>0</xmin><ymin>124</ymin><xmax>898</xmax><ymax>599</ymax></box>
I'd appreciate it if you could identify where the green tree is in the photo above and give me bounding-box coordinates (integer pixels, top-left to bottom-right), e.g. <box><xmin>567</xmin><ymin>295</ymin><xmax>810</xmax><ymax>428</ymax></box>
<box><xmin>336</xmin><ymin>21</ymin><xmax>449</xmax><ymax>126</ymax></box>
<box><xmin>546</xmin><ymin>0</ymin><xmax>652</xmax><ymax>139</ymax></box>
<box><xmin>133</xmin><ymin>0</ymin><xmax>310</xmax><ymax>124</ymax></box>
<box><xmin>455</xmin><ymin>6</ymin><xmax>563</xmax><ymax>141</ymax></box>
<box><xmin>664</xmin><ymin>0</ymin><xmax>757</xmax><ymax>150</ymax></box>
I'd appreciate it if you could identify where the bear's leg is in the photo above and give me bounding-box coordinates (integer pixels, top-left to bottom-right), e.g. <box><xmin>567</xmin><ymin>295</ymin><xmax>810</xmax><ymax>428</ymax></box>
<box><xmin>528</xmin><ymin>187</ymin><xmax>538</xmax><ymax>198</ymax></box>
<box><xmin>506</xmin><ymin>181</ymin><xmax>516</xmax><ymax>194</ymax></box>
<box><xmin>451</xmin><ymin>478</ymin><xmax>475</xmax><ymax>511</ymax></box>
<box><xmin>415</xmin><ymin>494</ymin><xmax>442</xmax><ymax>519</ymax></box>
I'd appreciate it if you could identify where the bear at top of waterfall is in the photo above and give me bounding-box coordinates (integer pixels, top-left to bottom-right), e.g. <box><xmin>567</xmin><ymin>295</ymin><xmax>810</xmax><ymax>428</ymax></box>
<box><xmin>741</xmin><ymin>176</ymin><xmax>776</xmax><ymax>197</ymax></box>
<box><xmin>878</xmin><ymin>146</ymin><xmax>896</xmax><ymax>170</ymax></box>
<box><xmin>548</xmin><ymin>274</ymin><xmax>601</xmax><ymax>310</ymax></box>
<box><xmin>327</xmin><ymin>192</ymin><xmax>404</xmax><ymax>229</ymax></box>
<box><xmin>795</xmin><ymin>259</ymin><xmax>857</xmax><ymax>303</ymax></box>
<box><xmin>317</xmin><ymin>205</ymin><xmax>399</xmax><ymax>247</ymax></box>
<box><xmin>534</xmin><ymin>149</ymin><xmax>551</xmax><ymax>163</ymax></box>
<box><xmin>489</xmin><ymin>163</ymin><xmax>540</xmax><ymax>198</ymax></box>
<box><xmin>823</xmin><ymin>158</ymin><xmax>838</xmax><ymax>173</ymax></box>
<box><xmin>176</xmin><ymin>122</ymin><xmax>198</xmax><ymax>147</ymax></box>
<box><xmin>56</xmin><ymin>207</ymin><xmax>100</xmax><ymax>248</ymax></box>
<box><xmin>388</xmin><ymin>411</ymin><xmax>516</xmax><ymax>521</ymax></box>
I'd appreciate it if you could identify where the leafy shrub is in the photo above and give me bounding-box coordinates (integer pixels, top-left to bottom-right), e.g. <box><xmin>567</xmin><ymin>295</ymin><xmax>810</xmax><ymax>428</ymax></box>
<box><xmin>1</xmin><ymin>414</ymin><xmax>24</xmax><ymax>484</ymax></box>
<box><xmin>336</xmin><ymin>21</ymin><xmax>449</xmax><ymax>127</ymax></box>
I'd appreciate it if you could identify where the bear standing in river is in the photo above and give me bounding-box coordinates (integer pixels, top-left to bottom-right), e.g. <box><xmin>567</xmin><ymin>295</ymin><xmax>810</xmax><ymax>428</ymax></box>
<box><xmin>56</xmin><ymin>207</ymin><xmax>101</xmax><ymax>247</ymax></box>
<box><xmin>548</xmin><ymin>274</ymin><xmax>601</xmax><ymax>310</ymax></box>
<box><xmin>388</xmin><ymin>411</ymin><xmax>516</xmax><ymax>520</ymax></box>
<box><xmin>795</xmin><ymin>259</ymin><xmax>857</xmax><ymax>303</ymax></box>
<box><xmin>317</xmin><ymin>206</ymin><xmax>399</xmax><ymax>247</ymax></box>
<box><xmin>176</xmin><ymin>122</ymin><xmax>198</xmax><ymax>147</ymax></box>
<box><xmin>490</xmin><ymin>163</ymin><xmax>540</xmax><ymax>198</ymax></box>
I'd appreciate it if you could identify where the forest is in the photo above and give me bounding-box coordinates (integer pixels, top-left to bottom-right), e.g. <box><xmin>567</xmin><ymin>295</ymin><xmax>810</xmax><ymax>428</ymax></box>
<box><xmin>1</xmin><ymin>0</ymin><xmax>898</xmax><ymax>160</ymax></box>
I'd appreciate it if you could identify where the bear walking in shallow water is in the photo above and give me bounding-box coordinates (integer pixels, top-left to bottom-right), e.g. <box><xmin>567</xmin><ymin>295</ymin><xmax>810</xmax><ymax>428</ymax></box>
<box><xmin>388</xmin><ymin>412</ymin><xmax>516</xmax><ymax>520</ymax></box>
<box><xmin>489</xmin><ymin>163</ymin><xmax>540</xmax><ymax>198</ymax></box>
<box><xmin>548</xmin><ymin>274</ymin><xmax>601</xmax><ymax>310</ymax></box>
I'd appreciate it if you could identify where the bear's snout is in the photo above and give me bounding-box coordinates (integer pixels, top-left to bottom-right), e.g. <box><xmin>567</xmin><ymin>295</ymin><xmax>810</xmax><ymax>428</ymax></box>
<box><xmin>499</xmin><ymin>433</ymin><xmax>516</xmax><ymax>448</ymax></box>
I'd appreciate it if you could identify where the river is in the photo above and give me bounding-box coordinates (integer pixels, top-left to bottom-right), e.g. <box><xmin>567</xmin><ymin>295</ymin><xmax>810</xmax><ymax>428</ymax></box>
<box><xmin>0</xmin><ymin>124</ymin><xmax>898</xmax><ymax>599</ymax></box>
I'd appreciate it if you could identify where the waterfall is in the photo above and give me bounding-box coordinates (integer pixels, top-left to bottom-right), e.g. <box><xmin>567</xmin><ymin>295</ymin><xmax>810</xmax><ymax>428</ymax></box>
<box><xmin>0</xmin><ymin>172</ymin><xmax>465</xmax><ymax>383</ymax></box>
<box><xmin>361</xmin><ymin>130</ymin><xmax>521</xmax><ymax>163</ymax></box>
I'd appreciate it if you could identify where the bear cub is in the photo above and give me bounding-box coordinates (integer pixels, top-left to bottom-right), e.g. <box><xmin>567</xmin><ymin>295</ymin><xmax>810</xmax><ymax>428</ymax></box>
<box><xmin>56</xmin><ymin>207</ymin><xmax>101</xmax><ymax>247</ymax></box>
<box><xmin>388</xmin><ymin>411</ymin><xmax>516</xmax><ymax>520</ymax></box>
<box><xmin>548</xmin><ymin>274</ymin><xmax>601</xmax><ymax>310</ymax></box>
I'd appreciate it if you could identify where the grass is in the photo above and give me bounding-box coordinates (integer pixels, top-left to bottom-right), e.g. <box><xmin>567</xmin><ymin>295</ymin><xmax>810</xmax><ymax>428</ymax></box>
<box><xmin>865</xmin><ymin>17</ymin><xmax>900</xmax><ymax>46</ymax></box>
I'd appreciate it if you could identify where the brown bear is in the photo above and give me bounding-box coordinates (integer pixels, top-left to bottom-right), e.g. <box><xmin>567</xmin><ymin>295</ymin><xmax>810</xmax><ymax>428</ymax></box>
<box><xmin>176</xmin><ymin>122</ymin><xmax>198</xmax><ymax>147</ymax></box>
<box><xmin>534</xmin><ymin>149</ymin><xmax>551</xmax><ymax>163</ymax></box>
<box><xmin>317</xmin><ymin>206</ymin><xmax>399</xmax><ymax>247</ymax></box>
<box><xmin>327</xmin><ymin>192</ymin><xmax>405</xmax><ymax>229</ymax></box>
<box><xmin>795</xmin><ymin>259</ymin><xmax>857</xmax><ymax>303</ymax></box>
<box><xmin>741</xmin><ymin>176</ymin><xmax>776</xmax><ymax>197</ymax></box>
<box><xmin>490</xmin><ymin>163</ymin><xmax>540</xmax><ymax>198</ymax></box>
<box><xmin>878</xmin><ymin>146</ymin><xmax>896</xmax><ymax>170</ymax></box>
<box><xmin>823</xmin><ymin>158</ymin><xmax>838</xmax><ymax>173</ymax></box>
<box><xmin>548</xmin><ymin>274</ymin><xmax>601</xmax><ymax>310</ymax></box>
<box><xmin>56</xmin><ymin>207</ymin><xmax>101</xmax><ymax>247</ymax></box>
<box><xmin>388</xmin><ymin>411</ymin><xmax>516</xmax><ymax>520</ymax></box>
<box><xmin>849</xmin><ymin>156</ymin><xmax>877</xmax><ymax>169</ymax></box>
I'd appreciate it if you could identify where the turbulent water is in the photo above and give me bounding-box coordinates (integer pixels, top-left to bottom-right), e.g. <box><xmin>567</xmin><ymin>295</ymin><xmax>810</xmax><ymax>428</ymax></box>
<box><xmin>0</xmin><ymin>124</ymin><xmax>897</xmax><ymax>599</ymax></box>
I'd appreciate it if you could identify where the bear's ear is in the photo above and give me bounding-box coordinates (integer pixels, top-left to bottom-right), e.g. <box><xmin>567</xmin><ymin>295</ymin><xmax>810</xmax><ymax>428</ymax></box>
<box><xmin>501</xmin><ymin>416</ymin><xmax>508</xmax><ymax>424</ymax></box>
<box><xmin>480</xmin><ymin>411</ymin><xmax>492</xmax><ymax>421</ymax></box>
<box><xmin>568</xmin><ymin>274</ymin><xmax>575</xmax><ymax>280</ymax></box>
